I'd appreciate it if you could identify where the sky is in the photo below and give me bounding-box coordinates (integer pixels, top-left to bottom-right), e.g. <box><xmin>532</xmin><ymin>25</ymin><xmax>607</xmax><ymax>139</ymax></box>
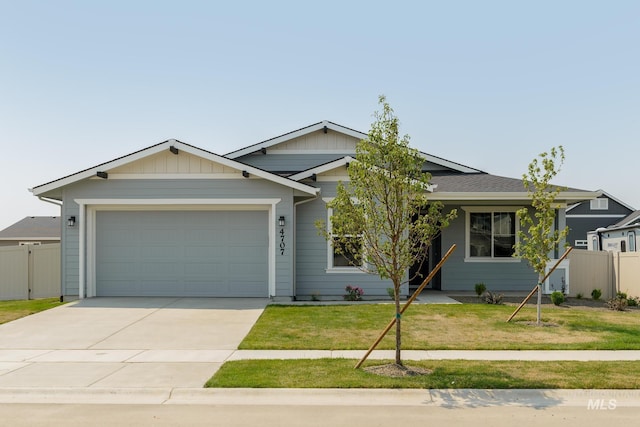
<box><xmin>1</xmin><ymin>1</ymin><xmax>639</xmax><ymax>230</ymax></box>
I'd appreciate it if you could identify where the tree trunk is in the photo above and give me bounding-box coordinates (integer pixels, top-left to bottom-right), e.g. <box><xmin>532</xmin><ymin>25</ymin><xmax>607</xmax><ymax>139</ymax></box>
<box><xmin>395</xmin><ymin>284</ymin><xmax>402</xmax><ymax>365</ymax></box>
<box><xmin>537</xmin><ymin>273</ymin><xmax>544</xmax><ymax>325</ymax></box>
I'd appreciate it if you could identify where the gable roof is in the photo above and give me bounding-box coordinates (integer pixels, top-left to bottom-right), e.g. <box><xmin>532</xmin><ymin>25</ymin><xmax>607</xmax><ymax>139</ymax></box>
<box><xmin>225</xmin><ymin>120</ymin><xmax>483</xmax><ymax>174</ymax></box>
<box><xmin>566</xmin><ymin>189</ymin><xmax>634</xmax><ymax>213</ymax></box>
<box><xmin>612</xmin><ymin>210</ymin><xmax>640</xmax><ymax>228</ymax></box>
<box><xmin>31</xmin><ymin>139</ymin><xmax>319</xmax><ymax>199</ymax></box>
<box><xmin>0</xmin><ymin>216</ymin><xmax>60</xmax><ymax>241</ymax></box>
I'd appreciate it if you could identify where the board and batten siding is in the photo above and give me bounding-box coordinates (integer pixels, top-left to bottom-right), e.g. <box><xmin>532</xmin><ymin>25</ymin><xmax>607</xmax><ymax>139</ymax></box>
<box><xmin>61</xmin><ymin>178</ymin><xmax>298</xmax><ymax>298</ymax></box>
<box><xmin>294</xmin><ymin>182</ymin><xmax>395</xmax><ymax>299</ymax></box>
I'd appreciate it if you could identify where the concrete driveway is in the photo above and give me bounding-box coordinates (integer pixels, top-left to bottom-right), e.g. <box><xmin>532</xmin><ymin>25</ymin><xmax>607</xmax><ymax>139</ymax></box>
<box><xmin>0</xmin><ymin>298</ymin><xmax>268</xmax><ymax>389</ymax></box>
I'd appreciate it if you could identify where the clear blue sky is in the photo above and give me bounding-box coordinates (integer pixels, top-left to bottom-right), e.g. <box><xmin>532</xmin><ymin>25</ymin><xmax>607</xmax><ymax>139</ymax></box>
<box><xmin>1</xmin><ymin>1</ymin><xmax>638</xmax><ymax>229</ymax></box>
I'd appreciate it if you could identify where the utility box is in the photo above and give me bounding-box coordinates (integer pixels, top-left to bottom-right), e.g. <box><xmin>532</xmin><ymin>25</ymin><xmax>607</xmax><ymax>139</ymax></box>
<box><xmin>543</xmin><ymin>260</ymin><xmax>569</xmax><ymax>295</ymax></box>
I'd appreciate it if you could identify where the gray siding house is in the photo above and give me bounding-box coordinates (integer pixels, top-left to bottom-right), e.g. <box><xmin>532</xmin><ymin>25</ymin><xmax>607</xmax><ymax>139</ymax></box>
<box><xmin>31</xmin><ymin>121</ymin><xmax>598</xmax><ymax>300</ymax></box>
<box><xmin>566</xmin><ymin>191</ymin><xmax>635</xmax><ymax>249</ymax></box>
<box><xmin>0</xmin><ymin>216</ymin><xmax>61</xmax><ymax>246</ymax></box>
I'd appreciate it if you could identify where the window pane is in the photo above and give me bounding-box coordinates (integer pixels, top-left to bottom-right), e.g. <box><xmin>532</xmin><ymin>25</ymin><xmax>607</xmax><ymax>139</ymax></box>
<box><xmin>470</xmin><ymin>213</ymin><xmax>491</xmax><ymax>257</ymax></box>
<box><xmin>493</xmin><ymin>212</ymin><xmax>515</xmax><ymax>257</ymax></box>
<box><xmin>333</xmin><ymin>237</ymin><xmax>362</xmax><ymax>267</ymax></box>
<box><xmin>629</xmin><ymin>233</ymin><xmax>636</xmax><ymax>252</ymax></box>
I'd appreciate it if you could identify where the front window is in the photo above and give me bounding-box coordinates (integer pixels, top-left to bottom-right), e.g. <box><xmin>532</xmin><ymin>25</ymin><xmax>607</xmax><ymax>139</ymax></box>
<box><xmin>465</xmin><ymin>207</ymin><xmax>519</xmax><ymax>260</ymax></box>
<box><xmin>327</xmin><ymin>207</ymin><xmax>364</xmax><ymax>270</ymax></box>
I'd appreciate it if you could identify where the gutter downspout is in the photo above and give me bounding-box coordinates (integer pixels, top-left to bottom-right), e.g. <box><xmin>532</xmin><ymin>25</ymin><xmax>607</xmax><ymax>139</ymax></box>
<box><xmin>293</xmin><ymin>192</ymin><xmax>320</xmax><ymax>300</ymax></box>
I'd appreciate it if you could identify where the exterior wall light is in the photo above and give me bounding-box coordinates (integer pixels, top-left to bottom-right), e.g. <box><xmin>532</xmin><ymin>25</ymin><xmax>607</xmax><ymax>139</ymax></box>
<box><xmin>67</xmin><ymin>216</ymin><xmax>76</xmax><ymax>227</ymax></box>
<box><xmin>278</xmin><ymin>216</ymin><xmax>285</xmax><ymax>227</ymax></box>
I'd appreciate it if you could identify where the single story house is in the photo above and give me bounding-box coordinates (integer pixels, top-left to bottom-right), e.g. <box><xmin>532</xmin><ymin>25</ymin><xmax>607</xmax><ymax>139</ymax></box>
<box><xmin>31</xmin><ymin>121</ymin><xmax>598</xmax><ymax>300</ymax></box>
<box><xmin>565</xmin><ymin>191</ymin><xmax>635</xmax><ymax>249</ymax></box>
<box><xmin>0</xmin><ymin>216</ymin><xmax>61</xmax><ymax>247</ymax></box>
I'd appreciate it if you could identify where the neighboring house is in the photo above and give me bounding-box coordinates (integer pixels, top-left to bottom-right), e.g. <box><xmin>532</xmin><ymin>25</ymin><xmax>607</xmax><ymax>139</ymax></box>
<box><xmin>0</xmin><ymin>216</ymin><xmax>61</xmax><ymax>247</ymax></box>
<box><xmin>565</xmin><ymin>191</ymin><xmax>635</xmax><ymax>249</ymax></box>
<box><xmin>587</xmin><ymin>210</ymin><xmax>640</xmax><ymax>253</ymax></box>
<box><xmin>30</xmin><ymin>121</ymin><xmax>599</xmax><ymax>300</ymax></box>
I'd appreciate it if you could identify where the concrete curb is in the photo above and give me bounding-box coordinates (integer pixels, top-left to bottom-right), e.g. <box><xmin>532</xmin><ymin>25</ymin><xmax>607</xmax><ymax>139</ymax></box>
<box><xmin>1</xmin><ymin>387</ymin><xmax>639</xmax><ymax>407</ymax></box>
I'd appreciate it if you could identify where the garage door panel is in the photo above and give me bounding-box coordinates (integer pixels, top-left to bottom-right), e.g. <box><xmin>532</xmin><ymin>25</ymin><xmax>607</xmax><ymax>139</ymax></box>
<box><xmin>96</xmin><ymin>210</ymin><xmax>268</xmax><ymax>297</ymax></box>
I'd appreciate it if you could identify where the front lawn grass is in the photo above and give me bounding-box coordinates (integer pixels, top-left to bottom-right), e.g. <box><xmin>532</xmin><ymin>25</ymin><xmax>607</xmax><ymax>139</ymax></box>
<box><xmin>239</xmin><ymin>303</ymin><xmax>640</xmax><ymax>350</ymax></box>
<box><xmin>206</xmin><ymin>359</ymin><xmax>640</xmax><ymax>389</ymax></box>
<box><xmin>0</xmin><ymin>298</ymin><xmax>64</xmax><ymax>325</ymax></box>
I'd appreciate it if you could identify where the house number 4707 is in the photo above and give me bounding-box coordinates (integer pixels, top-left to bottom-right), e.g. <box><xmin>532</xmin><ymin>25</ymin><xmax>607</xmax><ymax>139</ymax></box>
<box><xmin>280</xmin><ymin>228</ymin><xmax>286</xmax><ymax>255</ymax></box>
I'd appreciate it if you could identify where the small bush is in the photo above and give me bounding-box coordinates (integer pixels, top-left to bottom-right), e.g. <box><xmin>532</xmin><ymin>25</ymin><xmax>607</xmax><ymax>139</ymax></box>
<box><xmin>474</xmin><ymin>283</ymin><xmax>487</xmax><ymax>297</ymax></box>
<box><xmin>482</xmin><ymin>290</ymin><xmax>503</xmax><ymax>305</ymax></box>
<box><xmin>386</xmin><ymin>287</ymin><xmax>395</xmax><ymax>300</ymax></box>
<box><xmin>616</xmin><ymin>291</ymin><xmax>628</xmax><ymax>299</ymax></box>
<box><xmin>311</xmin><ymin>292</ymin><xmax>320</xmax><ymax>302</ymax></box>
<box><xmin>591</xmin><ymin>289</ymin><xmax>602</xmax><ymax>301</ymax></box>
<box><xmin>343</xmin><ymin>285</ymin><xmax>364</xmax><ymax>301</ymax></box>
<box><xmin>551</xmin><ymin>291</ymin><xmax>565</xmax><ymax>306</ymax></box>
<box><xmin>607</xmin><ymin>295</ymin><xmax>628</xmax><ymax>311</ymax></box>
<box><xmin>576</xmin><ymin>292</ymin><xmax>583</xmax><ymax>299</ymax></box>
<box><xmin>627</xmin><ymin>296</ymin><xmax>638</xmax><ymax>307</ymax></box>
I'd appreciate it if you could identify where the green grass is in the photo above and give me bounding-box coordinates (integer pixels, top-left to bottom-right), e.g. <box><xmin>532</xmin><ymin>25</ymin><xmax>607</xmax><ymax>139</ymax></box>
<box><xmin>0</xmin><ymin>298</ymin><xmax>65</xmax><ymax>324</ymax></box>
<box><xmin>239</xmin><ymin>303</ymin><xmax>640</xmax><ymax>350</ymax></box>
<box><xmin>206</xmin><ymin>359</ymin><xmax>640</xmax><ymax>389</ymax></box>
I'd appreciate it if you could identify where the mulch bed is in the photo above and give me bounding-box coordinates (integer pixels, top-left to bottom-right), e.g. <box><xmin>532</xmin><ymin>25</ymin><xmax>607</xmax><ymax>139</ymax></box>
<box><xmin>364</xmin><ymin>363</ymin><xmax>432</xmax><ymax>377</ymax></box>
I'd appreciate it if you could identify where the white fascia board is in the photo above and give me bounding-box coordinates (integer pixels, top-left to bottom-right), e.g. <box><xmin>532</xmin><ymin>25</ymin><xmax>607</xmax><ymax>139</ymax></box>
<box><xmin>288</xmin><ymin>156</ymin><xmax>355</xmax><ymax>181</ymax></box>
<box><xmin>175</xmin><ymin>142</ymin><xmax>319</xmax><ymax>196</ymax></box>
<box><xmin>32</xmin><ymin>142</ymin><xmax>172</xmax><ymax>196</ymax></box>
<box><xmin>418</xmin><ymin>151</ymin><xmax>483</xmax><ymax>174</ymax></box>
<box><xmin>430</xmin><ymin>191</ymin><xmax>600</xmax><ymax>202</ymax></box>
<box><xmin>225</xmin><ymin>121</ymin><xmax>367</xmax><ymax>159</ymax></box>
<box><xmin>594</xmin><ymin>189</ymin><xmax>635</xmax><ymax>211</ymax></box>
<box><xmin>32</xmin><ymin>140</ymin><xmax>319</xmax><ymax>197</ymax></box>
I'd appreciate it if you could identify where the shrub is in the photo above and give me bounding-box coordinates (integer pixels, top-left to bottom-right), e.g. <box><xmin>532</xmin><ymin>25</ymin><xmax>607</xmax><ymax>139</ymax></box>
<box><xmin>311</xmin><ymin>292</ymin><xmax>321</xmax><ymax>302</ymax></box>
<box><xmin>386</xmin><ymin>287</ymin><xmax>395</xmax><ymax>300</ymax></box>
<box><xmin>591</xmin><ymin>289</ymin><xmax>602</xmax><ymax>301</ymax></box>
<box><xmin>616</xmin><ymin>291</ymin><xmax>628</xmax><ymax>299</ymax></box>
<box><xmin>627</xmin><ymin>296</ymin><xmax>638</xmax><ymax>307</ymax></box>
<box><xmin>343</xmin><ymin>285</ymin><xmax>364</xmax><ymax>301</ymax></box>
<box><xmin>607</xmin><ymin>295</ymin><xmax>628</xmax><ymax>311</ymax></box>
<box><xmin>551</xmin><ymin>291</ymin><xmax>564</xmax><ymax>306</ymax></box>
<box><xmin>576</xmin><ymin>292</ymin><xmax>583</xmax><ymax>299</ymax></box>
<box><xmin>474</xmin><ymin>283</ymin><xmax>487</xmax><ymax>297</ymax></box>
<box><xmin>482</xmin><ymin>290</ymin><xmax>503</xmax><ymax>305</ymax></box>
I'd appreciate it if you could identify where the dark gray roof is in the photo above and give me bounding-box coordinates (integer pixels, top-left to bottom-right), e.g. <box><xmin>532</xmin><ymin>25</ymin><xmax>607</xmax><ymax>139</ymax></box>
<box><xmin>613</xmin><ymin>210</ymin><xmax>640</xmax><ymax>228</ymax></box>
<box><xmin>430</xmin><ymin>173</ymin><xmax>589</xmax><ymax>193</ymax></box>
<box><xmin>0</xmin><ymin>217</ymin><xmax>61</xmax><ymax>240</ymax></box>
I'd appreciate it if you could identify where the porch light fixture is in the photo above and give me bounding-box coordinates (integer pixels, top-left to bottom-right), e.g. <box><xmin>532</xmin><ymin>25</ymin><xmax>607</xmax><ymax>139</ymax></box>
<box><xmin>67</xmin><ymin>216</ymin><xmax>76</xmax><ymax>227</ymax></box>
<box><xmin>278</xmin><ymin>216</ymin><xmax>285</xmax><ymax>227</ymax></box>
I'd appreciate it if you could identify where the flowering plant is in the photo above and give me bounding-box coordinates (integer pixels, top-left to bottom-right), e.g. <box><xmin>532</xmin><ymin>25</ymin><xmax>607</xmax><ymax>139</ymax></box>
<box><xmin>344</xmin><ymin>285</ymin><xmax>364</xmax><ymax>301</ymax></box>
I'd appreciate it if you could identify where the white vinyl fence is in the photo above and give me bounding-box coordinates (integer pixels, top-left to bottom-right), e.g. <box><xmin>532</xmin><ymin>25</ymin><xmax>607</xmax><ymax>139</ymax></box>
<box><xmin>568</xmin><ymin>250</ymin><xmax>640</xmax><ymax>300</ymax></box>
<box><xmin>0</xmin><ymin>244</ymin><xmax>60</xmax><ymax>300</ymax></box>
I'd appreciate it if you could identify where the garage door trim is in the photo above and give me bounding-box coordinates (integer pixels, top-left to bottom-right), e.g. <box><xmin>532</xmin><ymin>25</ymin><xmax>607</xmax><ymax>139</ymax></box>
<box><xmin>75</xmin><ymin>198</ymin><xmax>281</xmax><ymax>299</ymax></box>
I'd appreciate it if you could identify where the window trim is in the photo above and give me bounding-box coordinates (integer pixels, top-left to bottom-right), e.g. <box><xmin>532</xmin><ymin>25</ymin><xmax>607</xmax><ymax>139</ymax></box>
<box><xmin>590</xmin><ymin>198</ymin><xmax>609</xmax><ymax>210</ymax></box>
<box><xmin>462</xmin><ymin>206</ymin><xmax>522</xmax><ymax>263</ymax></box>
<box><xmin>574</xmin><ymin>239</ymin><xmax>588</xmax><ymax>248</ymax></box>
<box><xmin>325</xmin><ymin>204</ymin><xmax>366</xmax><ymax>273</ymax></box>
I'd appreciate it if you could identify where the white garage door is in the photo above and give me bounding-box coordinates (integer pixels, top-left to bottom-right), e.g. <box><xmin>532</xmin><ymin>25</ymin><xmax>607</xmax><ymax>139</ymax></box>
<box><xmin>95</xmin><ymin>210</ymin><xmax>268</xmax><ymax>297</ymax></box>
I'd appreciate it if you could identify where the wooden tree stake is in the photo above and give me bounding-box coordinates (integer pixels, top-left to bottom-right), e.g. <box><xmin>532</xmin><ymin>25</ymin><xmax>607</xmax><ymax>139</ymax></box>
<box><xmin>354</xmin><ymin>244</ymin><xmax>456</xmax><ymax>369</ymax></box>
<box><xmin>506</xmin><ymin>246</ymin><xmax>573</xmax><ymax>322</ymax></box>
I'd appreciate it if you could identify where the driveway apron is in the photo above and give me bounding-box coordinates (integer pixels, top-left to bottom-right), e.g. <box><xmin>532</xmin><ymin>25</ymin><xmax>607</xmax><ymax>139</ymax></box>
<box><xmin>0</xmin><ymin>298</ymin><xmax>268</xmax><ymax>388</ymax></box>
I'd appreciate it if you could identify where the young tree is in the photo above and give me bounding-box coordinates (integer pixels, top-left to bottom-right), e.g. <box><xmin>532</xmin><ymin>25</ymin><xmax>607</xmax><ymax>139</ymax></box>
<box><xmin>316</xmin><ymin>96</ymin><xmax>456</xmax><ymax>365</ymax></box>
<box><xmin>514</xmin><ymin>146</ymin><xmax>569</xmax><ymax>325</ymax></box>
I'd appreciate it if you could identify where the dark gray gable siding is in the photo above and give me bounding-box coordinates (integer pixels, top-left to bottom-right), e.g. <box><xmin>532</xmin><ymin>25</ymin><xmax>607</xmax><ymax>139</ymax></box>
<box><xmin>566</xmin><ymin>196</ymin><xmax>634</xmax><ymax>249</ymax></box>
<box><xmin>61</xmin><ymin>178</ymin><xmax>296</xmax><ymax>298</ymax></box>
